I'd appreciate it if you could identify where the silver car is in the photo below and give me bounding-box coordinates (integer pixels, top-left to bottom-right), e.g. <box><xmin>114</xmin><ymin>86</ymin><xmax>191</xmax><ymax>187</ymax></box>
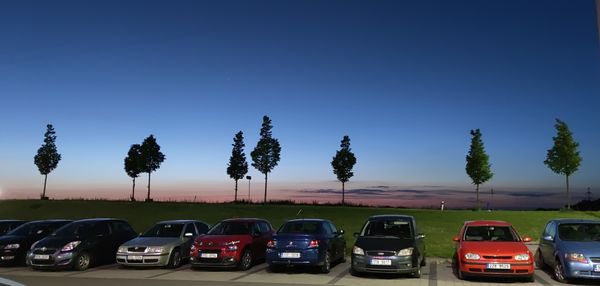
<box><xmin>116</xmin><ymin>220</ymin><xmax>209</xmax><ymax>268</ymax></box>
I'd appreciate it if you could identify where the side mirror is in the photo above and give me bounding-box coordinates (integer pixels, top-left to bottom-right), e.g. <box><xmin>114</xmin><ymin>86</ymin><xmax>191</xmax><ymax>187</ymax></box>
<box><xmin>416</xmin><ymin>233</ymin><xmax>426</xmax><ymax>239</ymax></box>
<box><xmin>338</xmin><ymin>230</ymin><xmax>345</xmax><ymax>235</ymax></box>
<box><xmin>452</xmin><ymin>236</ymin><xmax>460</xmax><ymax>242</ymax></box>
<box><xmin>543</xmin><ymin>235</ymin><xmax>553</xmax><ymax>241</ymax></box>
<box><xmin>353</xmin><ymin>232</ymin><xmax>359</xmax><ymax>238</ymax></box>
<box><xmin>522</xmin><ymin>236</ymin><xmax>532</xmax><ymax>242</ymax></box>
<box><xmin>184</xmin><ymin>233</ymin><xmax>193</xmax><ymax>238</ymax></box>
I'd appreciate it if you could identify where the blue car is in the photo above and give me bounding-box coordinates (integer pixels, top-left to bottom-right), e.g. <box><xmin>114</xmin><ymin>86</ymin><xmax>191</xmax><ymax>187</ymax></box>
<box><xmin>536</xmin><ymin>219</ymin><xmax>600</xmax><ymax>283</ymax></box>
<box><xmin>266</xmin><ymin>219</ymin><xmax>346</xmax><ymax>273</ymax></box>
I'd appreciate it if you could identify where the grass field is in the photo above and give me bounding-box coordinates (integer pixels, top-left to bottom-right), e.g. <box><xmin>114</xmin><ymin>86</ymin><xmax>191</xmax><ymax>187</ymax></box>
<box><xmin>1</xmin><ymin>200</ymin><xmax>598</xmax><ymax>258</ymax></box>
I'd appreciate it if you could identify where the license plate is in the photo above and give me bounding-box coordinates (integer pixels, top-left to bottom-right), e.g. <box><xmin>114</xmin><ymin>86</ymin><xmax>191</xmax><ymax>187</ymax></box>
<box><xmin>370</xmin><ymin>259</ymin><xmax>392</xmax><ymax>266</ymax></box>
<box><xmin>34</xmin><ymin>254</ymin><xmax>50</xmax><ymax>260</ymax></box>
<box><xmin>128</xmin><ymin>255</ymin><xmax>143</xmax><ymax>260</ymax></box>
<box><xmin>281</xmin><ymin>252</ymin><xmax>301</xmax><ymax>258</ymax></box>
<box><xmin>487</xmin><ymin>263</ymin><xmax>511</xmax><ymax>269</ymax></box>
<box><xmin>594</xmin><ymin>264</ymin><xmax>600</xmax><ymax>272</ymax></box>
<box><xmin>201</xmin><ymin>253</ymin><xmax>218</xmax><ymax>258</ymax></box>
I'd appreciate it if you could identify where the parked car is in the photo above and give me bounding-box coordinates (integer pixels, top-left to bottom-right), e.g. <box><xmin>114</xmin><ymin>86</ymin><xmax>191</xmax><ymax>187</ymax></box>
<box><xmin>117</xmin><ymin>220</ymin><xmax>210</xmax><ymax>268</ymax></box>
<box><xmin>266</xmin><ymin>218</ymin><xmax>346</xmax><ymax>273</ymax></box>
<box><xmin>453</xmin><ymin>220</ymin><xmax>534</xmax><ymax>282</ymax></box>
<box><xmin>0</xmin><ymin>219</ymin><xmax>72</xmax><ymax>266</ymax></box>
<box><xmin>27</xmin><ymin>218</ymin><xmax>137</xmax><ymax>270</ymax></box>
<box><xmin>351</xmin><ymin>215</ymin><xmax>426</xmax><ymax>277</ymax></box>
<box><xmin>0</xmin><ymin>220</ymin><xmax>26</xmax><ymax>236</ymax></box>
<box><xmin>190</xmin><ymin>218</ymin><xmax>274</xmax><ymax>270</ymax></box>
<box><xmin>537</xmin><ymin>218</ymin><xmax>600</xmax><ymax>283</ymax></box>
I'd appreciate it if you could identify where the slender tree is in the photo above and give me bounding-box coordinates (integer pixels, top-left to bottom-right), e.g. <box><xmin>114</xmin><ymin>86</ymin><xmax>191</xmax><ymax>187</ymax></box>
<box><xmin>250</xmin><ymin>116</ymin><xmax>281</xmax><ymax>204</ymax></box>
<box><xmin>124</xmin><ymin>144</ymin><xmax>143</xmax><ymax>201</ymax></box>
<box><xmin>331</xmin><ymin>135</ymin><xmax>357</xmax><ymax>205</ymax></box>
<box><xmin>34</xmin><ymin>124</ymin><xmax>62</xmax><ymax>200</ymax></box>
<box><xmin>139</xmin><ymin>135</ymin><xmax>165</xmax><ymax>202</ymax></box>
<box><xmin>544</xmin><ymin>118</ymin><xmax>582</xmax><ymax>210</ymax></box>
<box><xmin>227</xmin><ymin>131</ymin><xmax>249</xmax><ymax>202</ymax></box>
<box><xmin>465</xmin><ymin>129</ymin><xmax>493</xmax><ymax>210</ymax></box>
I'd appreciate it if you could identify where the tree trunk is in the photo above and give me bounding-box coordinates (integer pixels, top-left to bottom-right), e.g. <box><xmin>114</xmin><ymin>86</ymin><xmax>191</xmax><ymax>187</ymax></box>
<box><xmin>476</xmin><ymin>184</ymin><xmax>480</xmax><ymax>210</ymax></box>
<box><xmin>147</xmin><ymin>172</ymin><xmax>152</xmax><ymax>202</ymax></box>
<box><xmin>566</xmin><ymin>174</ymin><xmax>570</xmax><ymax>209</ymax></box>
<box><xmin>264</xmin><ymin>172</ymin><xmax>268</xmax><ymax>204</ymax></box>
<box><xmin>131</xmin><ymin>177</ymin><xmax>136</xmax><ymax>201</ymax></box>
<box><xmin>234</xmin><ymin>179</ymin><xmax>238</xmax><ymax>202</ymax></box>
<box><xmin>342</xmin><ymin>181</ymin><xmax>345</xmax><ymax>206</ymax></box>
<box><xmin>42</xmin><ymin>174</ymin><xmax>48</xmax><ymax>199</ymax></box>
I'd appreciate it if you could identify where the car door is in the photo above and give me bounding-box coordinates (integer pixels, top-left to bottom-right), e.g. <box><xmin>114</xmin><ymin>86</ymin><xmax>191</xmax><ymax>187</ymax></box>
<box><xmin>539</xmin><ymin>221</ymin><xmax>556</xmax><ymax>266</ymax></box>
<box><xmin>256</xmin><ymin>221</ymin><xmax>272</xmax><ymax>260</ymax></box>
<box><xmin>89</xmin><ymin>222</ymin><xmax>112</xmax><ymax>263</ymax></box>
<box><xmin>181</xmin><ymin>223</ymin><xmax>198</xmax><ymax>258</ymax></box>
<box><xmin>326</xmin><ymin>222</ymin><xmax>343</xmax><ymax>260</ymax></box>
<box><xmin>413</xmin><ymin>219</ymin><xmax>425</xmax><ymax>262</ymax></box>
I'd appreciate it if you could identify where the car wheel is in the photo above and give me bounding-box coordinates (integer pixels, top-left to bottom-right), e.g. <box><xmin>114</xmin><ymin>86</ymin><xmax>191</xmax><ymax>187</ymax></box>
<box><xmin>168</xmin><ymin>249</ymin><xmax>182</xmax><ymax>269</ymax></box>
<box><xmin>420</xmin><ymin>255</ymin><xmax>426</xmax><ymax>267</ymax></box>
<box><xmin>349</xmin><ymin>267</ymin><xmax>360</xmax><ymax>277</ymax></box>
<box><xmin>554</xmin><ymin>259</ymin><xmax>569</xmax><ymax>283</ymax></box>
<box><xmin>74</xmin><ymin>252</ymin><xmax>91</xmax><ymax>271</ymax></box>
<box><xmin>320</xmin><ymin>251</ymin><xmax>331</xmax><ymax>273</ymax></box>
<box><xmin>535</xmin><ymin>249</ymin><xmax>545</xmax><ymax>269</ymax></box>
<box><xmin>238</xmin><ymin>249</ymin><xmax>253</xmax><ymax>271</ymax></box>
<box><xmin>411</xmin><ymin>263</ymin><xmax>422</xmax><ymax>278</ymax></box>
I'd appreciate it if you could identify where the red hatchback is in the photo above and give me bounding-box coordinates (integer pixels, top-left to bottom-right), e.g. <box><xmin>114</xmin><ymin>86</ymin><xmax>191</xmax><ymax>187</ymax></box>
<box><xmin>189</xmin><ymin>218</ymin><xmax>274</xmax><ymax>270</ymax></box>
<box><xmin>453</xmin><ymin>220</ymin><xmax>534</xmax><ymax>282</ymax></box>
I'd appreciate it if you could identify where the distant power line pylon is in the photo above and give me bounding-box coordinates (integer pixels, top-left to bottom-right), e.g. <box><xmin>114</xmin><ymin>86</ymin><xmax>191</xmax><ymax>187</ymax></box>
<box><xmin>586</xmin><ymin>187</ymin><xmax>592</xmax><ymax>201</ymax></box>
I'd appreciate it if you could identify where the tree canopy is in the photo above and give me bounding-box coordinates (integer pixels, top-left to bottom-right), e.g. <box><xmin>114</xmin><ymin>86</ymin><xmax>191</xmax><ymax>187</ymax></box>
<box><xmin>227</xmin><ymin>131</ymin><xmax>249</xmax><ymax>202</ymax></box>
<box><xmin>331</xmin><ymin>135</ymin><xmax>357</xmax><ymax>205</ymax></box>
<box><xmin>250</xmin><ymin>116</ymin><xmax>281</xmax><ymax>203</ymax></box>
<box><xmin>34</xmin><ymin>124</ymin><xmax>61</xmax><ymax>199</ymax></box>
<box><xmin>465</xmin><ymin>129</ymin><xmax>493</xmax><ymax>209</ymax></box>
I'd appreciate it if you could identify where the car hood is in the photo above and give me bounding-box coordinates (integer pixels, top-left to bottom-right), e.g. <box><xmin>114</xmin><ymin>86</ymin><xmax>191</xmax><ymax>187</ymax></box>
<box><xmin>0</xmin><ymin>235</ymin><xmax>26</xmax><ymax>245</ymax></box>
<box><xmin>460</xmin><ymin>241</ymin><xmax>529</xmax><ymax>255</ymax></box>
<box><xmin>121</xmin><ymin>237</ymin><xmax>182</xmax><ymax>247</ymax></box>
<box><xmin>34</xmin><ymin>236</ymin><xmax>78</xmax><ymax>249</ymax></box>
<box><xmin>354</xmin><ymin>236</ymin><xmax>414</xmax><ymax>251</ymax></box>
<box><xmin>559</xmin><ymin>241</ymin><xmax>600</xmax><ymax>257</ymax></box>
<box><xmin>196</xmin><ymin>234</ymin><xmax>251</xmax><ymax>245</ymax></box>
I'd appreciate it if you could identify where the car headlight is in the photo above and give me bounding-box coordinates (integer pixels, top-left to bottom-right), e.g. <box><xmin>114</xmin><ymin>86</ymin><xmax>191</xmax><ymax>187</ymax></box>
<box><xmin>223</xmin><ymin>240</ymin><xmax>240</xmax><ymax>246</ymax></box>
<box><xmin>514</xmin><ymin>254</ymin><xmax>530</xmax><ymax>261</ymax></box>
<box><xmin>353</xmin><ymin>246</ymin><xmax>364</xmax><ymax>255</ymax></box>
<box><xmin>5</xmin><ymin>244</ymin><xmax>20</xmax><ymax>249</ymax></box>
<box><xmin>464</xmin><ymin>253</ymin><xmax>480</xmax><ymax>260</ymax></box>
<box><xmin>565</xmin><ymin>252</ymin><xmax>587</xmax><ymax>263</ymax></box>
<box><xmin>61</xmin><ymin>241</ymin><xmax>81</xmax><ymax>252</ymax></box>
<box><xmin>118</xmin><ymin>246</ymin><xmax>128</xmax><ymax>253</ymax></box>
<box><xmin>146</xmin><ymin>246</ymin><xmax>165</xmax><ymax>253</ymax></box>
<box><xmin>191</xmin><ymin>244</ymin><xmax>196</xmax><ymax>251</ymax></box>
<box><xmin>396</xmin><ymin>247</ymin><xmax>413</xmax><ymax>256</ymax></box>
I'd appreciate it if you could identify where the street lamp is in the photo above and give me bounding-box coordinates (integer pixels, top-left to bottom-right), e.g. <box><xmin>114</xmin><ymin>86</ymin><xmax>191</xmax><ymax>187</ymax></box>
<box><xmin>246</xmin><ymin>176</ymin><xmax>252</xmax><ymax>202</ymax></box>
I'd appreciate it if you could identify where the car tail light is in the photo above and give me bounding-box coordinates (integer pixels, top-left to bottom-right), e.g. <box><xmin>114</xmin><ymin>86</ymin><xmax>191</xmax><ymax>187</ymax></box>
<box><xmin>308</xmin><ymin>240</ymin><xmax>319</xmax><ymax>248</ymax></box>
<box><xmin>267</xmin><ymin>240</ymin><xmax>275</xmax><ymax>248</ymax></box>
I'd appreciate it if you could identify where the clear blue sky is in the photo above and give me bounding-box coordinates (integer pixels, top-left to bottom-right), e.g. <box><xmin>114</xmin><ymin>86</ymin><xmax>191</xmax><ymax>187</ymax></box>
<box><xmin>1</xmin><ymin>0</ymin><xmax>599</xmax><ymax>209</ymax></box>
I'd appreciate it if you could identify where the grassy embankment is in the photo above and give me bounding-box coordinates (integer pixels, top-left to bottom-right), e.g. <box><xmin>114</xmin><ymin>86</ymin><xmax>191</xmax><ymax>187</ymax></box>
<box><xmin>1</xmin><ymin>200</ymin><xmax>597</xmax><ymax>258</ymax></box>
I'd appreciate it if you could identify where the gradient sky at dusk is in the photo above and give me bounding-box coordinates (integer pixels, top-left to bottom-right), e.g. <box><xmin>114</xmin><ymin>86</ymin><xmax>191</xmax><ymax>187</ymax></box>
<box><xmin>1</xmin><ymin>0</ymin><xmax>599</xmax><ymax>209</ymax></box>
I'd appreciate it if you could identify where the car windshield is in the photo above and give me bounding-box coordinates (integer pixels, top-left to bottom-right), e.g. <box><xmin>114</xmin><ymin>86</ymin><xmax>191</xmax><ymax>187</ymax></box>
<box><xmin>558</xmin><ymin>223</ymin><xmax>600</xmax><ymax>241</ymax></box>
<box><xmin>208</xmin><ymin>221</ymin><xmax>251</xmax><ymax>235</ymax></box>
<box><xmin>53</xmin><ymin>222</ymin><xmax>96</xmax><ymax>237</ymax></box>
<box><xmin>463</xmin><ymin>226</ymin><xmax>518</xmax><ymax>242</ymax></box>
<box><xmin>279</xmin><ymin>221</ymin><xmax>323</xmax><ymax>234</ymax></box>
<box><xmin>141</xmin><ymin>223</ymin><xmax>184</xmax><ymax>238</ymax></box>
<box><xmin>6</xmin><ymin>222</ymin><xmax>46</xmax><ymax>236</ymax></box>
<box><xmin>360</xmin><ymin>219</ymin><xmax>412</xmax><ymax>238</ymax></box>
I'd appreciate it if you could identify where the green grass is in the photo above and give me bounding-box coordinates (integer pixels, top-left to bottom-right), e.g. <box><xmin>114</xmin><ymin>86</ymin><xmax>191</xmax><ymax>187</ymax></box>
<box><xmin>1</xmin><ymin>200</ymin><xmax>597</xmax><ymax>258</ymax></box>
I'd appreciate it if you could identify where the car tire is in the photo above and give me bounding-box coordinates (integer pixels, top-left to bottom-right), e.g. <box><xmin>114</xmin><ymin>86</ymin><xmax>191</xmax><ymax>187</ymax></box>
<box><xmin>168</xmin><ymin>249</ymin><xmax>182</xmax><ymax>269</ymax></box>
<box><xmin>349</xmin><ymin>267</ymin><xmax>360</xmax><ymax>277</ymax></box>
<box><xmin>320</xmin><ymin>251</ymin><xmax>331</xmax><ymax>274</ymax></box>
<box><xmin>411</xmin><ymin>263</ymin><xmax>421</xmax><ymax>278</ymax></box>
<box><xmin>420</xmin><ymin>255</ymin><xmax>426</xmax><ymax>267</ymax></box>
<box><xmin>74</xmin><ymin>251</ymin><xmax>91</xmax><ymax>271</ymax></box>
<box><xmin>238</xmin><ymin>249</ymin><xmax>253</xmax><ymax>271</ymax></box>
<box><xmin>534</xmin><ymin>249</ymin><xmax>545</xmax><ymax>269</ymax></box>
<box><xmin>554</xmin><ymin>259</ymin><xmax>569</xmax><ymax>283</ymax></box>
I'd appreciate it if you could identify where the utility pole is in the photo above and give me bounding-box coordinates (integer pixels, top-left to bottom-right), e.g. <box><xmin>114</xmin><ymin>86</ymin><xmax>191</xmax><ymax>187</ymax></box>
<box><xmin>246</xmin><ymin>175</ymin><xmax>252</xmax><ymax>201</ymax></box>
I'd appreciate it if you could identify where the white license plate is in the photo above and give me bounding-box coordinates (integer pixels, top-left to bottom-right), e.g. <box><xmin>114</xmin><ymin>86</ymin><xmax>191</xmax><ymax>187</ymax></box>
<box><xmin>200</xmin><ymin>253</ymin><xmax>218</xmax><ymax>258</ymax></box>
<box><xmin>370</xmin><ymin>259</ymin><xmax>392</xmax><ymax>266</ymax></box>
<box><xmin>34</xmin><ymin>254</ymin><xmax>50</xmax><ymax>260</ymax></box>
<box><xmin>281</xmin><ymin>252</ymin><xmax>301</xmax><ymax>258</ymax></box>
<box><xmin>128</xmin><ymin>255</ymin><xmax>143</xmax><ymax>260</ymax></box>
<box><xmin>487</xmin><ymin>263</ymin><xmax>511</xmax><ymax>269</ymax></box>
<box><xmin>594</xmin><ymin>264</ymin><xmax>600</xmax><ymax>272</ymax></box>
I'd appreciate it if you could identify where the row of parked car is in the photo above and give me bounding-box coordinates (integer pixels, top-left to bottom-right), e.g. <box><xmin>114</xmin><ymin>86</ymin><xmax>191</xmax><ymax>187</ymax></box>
<box><xmin>1</xmin><ymin>216</ymin><xmax>599</xmax><ymax>284</ymax></box>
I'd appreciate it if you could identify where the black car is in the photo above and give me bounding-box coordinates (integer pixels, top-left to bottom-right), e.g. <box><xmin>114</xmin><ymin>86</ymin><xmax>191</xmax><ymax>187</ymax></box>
<box><xmin>0</xmin><ymin>220</ymin><xmax>26</xmax><ymax>236</ymax></box>
<box><xmin>0</xmin><ymin>219</ymin><xmax>72</xmax><ymax>266</ymax></box>
<box><xmin>27</xmin><ymin>218</ymin><xmax>137</xmax><ymax>270</ymax></box>
<box><xmin>351</xmin><ymin>215</ymin><xmax>426</xmax><ymax>277</ymax></box>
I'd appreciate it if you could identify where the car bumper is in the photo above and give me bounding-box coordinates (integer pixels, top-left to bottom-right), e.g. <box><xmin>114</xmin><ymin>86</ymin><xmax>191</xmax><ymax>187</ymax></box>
<box><xmin>460</xmin><ymin>260</ymin><xmax>534</xmax><ymax>277</ymax></box>
<box><xmin>351</xmin><ymin>254</ymin><xmax>417</xmax><ymax>274</ymax></box>
<box><xmin>0</xmin><ymin>249</ymin><xmax>25</xmax><ymax>265</ymax></box>
<box><xmin>563</xmin><ymin>261</ymin><xmax>600</xmax><ymax>279</ymax></box>
<box><xmin>116</xmin><ymin>253</ymin><xmax>170</xmax><ymax>267</ymax></box>
<box><xmin>26</xmin><ymin>250</ymin><xmax>78</xmax><ymax>269</ymax></box>
<box><xmin>190</xmin><ymin>248</ymin><xmax>240</xmax><ymax>268</ymax></box>
<box><xmin>266</xmin><ymin>248</ymin><xmax>322</xmax><ymax>266</ymax></box>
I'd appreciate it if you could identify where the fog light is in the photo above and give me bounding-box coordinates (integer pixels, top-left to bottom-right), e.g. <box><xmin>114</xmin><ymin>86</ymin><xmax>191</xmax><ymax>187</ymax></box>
<box><xmin>1</xmin><ymin>256</ymin><xmax>15</xmax><ymax>260</ymax></box>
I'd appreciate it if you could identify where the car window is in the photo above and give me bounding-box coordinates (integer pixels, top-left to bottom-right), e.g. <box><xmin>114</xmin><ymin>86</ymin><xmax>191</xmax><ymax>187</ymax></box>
<box><xmin>142</xmin><ymin>223</ymin><xmax>184</xmax><ymax>238</ymax></box>
<box><xmin>194</xmin><ymin>222</ymin><xmax>209</xmax><ymax>234</ymax></box>
<box><xmin>258</xmin><ymin>222</ymin><xmax>271</xmax><ymax>234</ymax></box>
<box><xmin>279</xmin><ymin>221</ymin><xmax>323</xmax><ymax>234</ymax></box>
<box><xmin>92</xmin><ymin>222</ymin><xmax>111</xmax><ymax>236</ymax></box>
<box><xmin>208</xmin><ymin>221</ymin><xmax>251</xmax><ymax>235</ymax></box>
<box><xmin>547</xmin><ymin>222</ymin><xmax>556</xmax><ymax>238</ymax></box>
<box><xmin>360</xmin><ymin>219</ymin><xmax>412</xmax><ymax>238</ymax></box>
<box><xmin>558</xmin><ymin>223</ymin><xmax>600</xmax><ymax>241</ymax></box>
<box><xmin>329</xmin><ymin>223</ymin><xmax>338</xmax><ymax>234</ymax></box>
<box><xmin>111</xmin><ymin>221</ymin><xmax>135</xmax><ymax>234</ymax></box>
<box><xmin>184</xmin><ymin>223</ymin><xmax>198</xmax><ymax>236</ymax></box>
<box><xmin>463</xmin><ymin>226</ymin><xmax>518</xmax><ymax>242</ymax></box>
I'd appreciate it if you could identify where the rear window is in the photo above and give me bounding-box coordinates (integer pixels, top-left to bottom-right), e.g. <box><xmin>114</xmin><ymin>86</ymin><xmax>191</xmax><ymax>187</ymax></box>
<box><xmin>278</xmin><ymin>221</ymin><xmax>323</xmax><ymax>234</ymax></box>
<box><xmin>360</xmin><ymin>219</ymin><xmax>412</xmax><ymax>238</ymax></box>
<box><xmin>463</xmin><ymin>226</ymin><xmax>518</xmax><ymax>242</ymax></box>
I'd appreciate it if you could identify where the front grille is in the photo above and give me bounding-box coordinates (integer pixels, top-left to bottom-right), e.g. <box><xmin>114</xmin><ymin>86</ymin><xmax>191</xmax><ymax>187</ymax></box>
<box><xmin>200</xmin><ymin>249</ymin><xmax>221</xmax><ymax>254</ymax></box>
<box><xmin>366</xmin><ymin>251</ymin><xmax>396</xmax><ymax>256</ymax></box>
<box><xmin>33</xmin><ymin>248</ymin><xmax>57</xmax><ymax>255</ymax></box>
<box><xmin>483</xmin><ymin>256</ymin><xmax>512</xmax><ymax>260</ymax></box>
<box><xmin>590</xmin><ymin>257</ymin><xmax>600</xmax><ymax>263</ymax></box>
<box><xmin>32</xmin><ymin>259</ymin><xmax>55</xmax><ymax>265</ymax></box>
<box><xmin>128</xmin><ymin>247</ymin><xmax>147</xmax><ymax>252</ymax></box>
<box><xmin>484</xmin><ymin>269</ymin><xmax>512</xmax><ymax>273</ymax></box>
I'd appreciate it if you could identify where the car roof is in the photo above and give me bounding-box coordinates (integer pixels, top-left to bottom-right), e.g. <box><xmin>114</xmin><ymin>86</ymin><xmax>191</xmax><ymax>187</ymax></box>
<box><xmin>23</xmin><ymin>219</ymin><xmax>73</xmax><ymax>224</ymax></box>
<box><xmin>464</xmin><ymin>220</ymin><xmax>511</xmax><ymax>227</ymax></box>
<box><xmin>71</xmin><ymin>218</ymin><xmax>124</xmax><ymax>223</ymax></box>
<box><xmin>222</xmin><ymin>218</ymin><xmax>266</xmax><ymax>223</ymax></box>
<box><xmin>285</xmin><ymin>218</ymin><xmax>330</xmax><ymax>223</ymax></box>
<box><xmin>550</xmin><ymin>218</ymin><xmax>600</xmax><ymax>224</ymax></box>
<box><xmin>157</xmin><ymin>220</ymin><xmax>202</xmax><ymax>224</ymax></box>
<box><xmin>368</xmin><ymin>214</ymin><xmax>414</xmax><ymax>221</ymax></box>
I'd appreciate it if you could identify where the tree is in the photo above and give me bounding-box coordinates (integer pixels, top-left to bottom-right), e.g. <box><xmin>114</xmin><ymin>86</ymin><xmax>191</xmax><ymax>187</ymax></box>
<box><xmin>34</xmin><ymin>124</ymin><xmax>62</xmax><ymax>200</ymax></box>
<box><xmin>331</xmin><ymin>135</ymin><xmax>357</xmax><ymax>205</ymax></box>
<box><xmin>465</xmin><ymin>129</ymin><xmax>493</xmax><ymax>210</ymax></box>
<box><xmin>544</xmin><ymin>119</ymin><xmax>582</xmax><ymax>210</ymax></box>
<box><xmin>250</xmin><ymin>116</ymin><xmax>281</xmax><ymax>204</ymax></box>
<box><xmin>139</xmin><ymin>135</ymin><xmax>165</xmax><ymax>202</ymax></box>
<box><xmin>227</xmin><ymin>131</ymin><xmax>249</xmax><ymax>202</ymax></box>
<box><xmin>124</xmin><ymin>144</ymin><xmax>143</xmax><ymax>201</ymax></box>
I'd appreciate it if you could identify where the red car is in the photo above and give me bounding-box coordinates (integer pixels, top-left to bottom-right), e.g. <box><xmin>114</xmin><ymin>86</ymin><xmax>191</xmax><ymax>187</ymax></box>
<box><xmin>189</xmin><ymin>218</ymin><xmax>274</xmax><ymax>270</ymax></box>
<box><xmin>453</xmin><ymin>220</ymin><xmax>534</xmax><ymax>282</ymax></box>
